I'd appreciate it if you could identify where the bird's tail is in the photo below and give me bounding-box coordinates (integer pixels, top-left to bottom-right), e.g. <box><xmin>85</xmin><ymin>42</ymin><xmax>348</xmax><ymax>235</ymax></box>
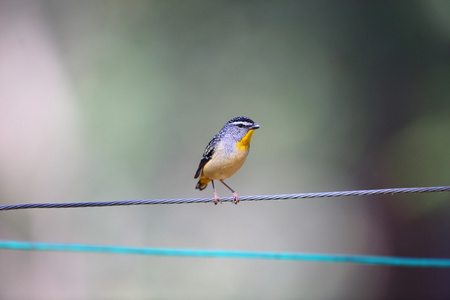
<box><xmin>195</xmin><ymin>176</ymin><xmax>211</xmax><ymax>190</ymax></box>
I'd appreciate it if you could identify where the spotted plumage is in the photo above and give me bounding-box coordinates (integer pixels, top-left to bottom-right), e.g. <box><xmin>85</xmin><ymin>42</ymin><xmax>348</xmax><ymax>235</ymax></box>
<box><xmin>194</xmin><ymin>116</ymin><xmax>260</xmax><ymax>204</ymax></box>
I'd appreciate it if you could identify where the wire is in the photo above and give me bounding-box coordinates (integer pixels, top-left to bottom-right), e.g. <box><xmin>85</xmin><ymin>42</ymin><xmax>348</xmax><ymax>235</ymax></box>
<box><xmin>1</xmin><ymin>240</ymin><xmax>449</xmax><ymax>267</ymax></box>
<box><xmin>2</xmin><ymin>187</ymin><xmax>448</xmax><ymax>268</ymax></box>
<box><xmin>0</xmin><ymin>186</ymin><xmax>449</xmax><ymax>211</ymax></box>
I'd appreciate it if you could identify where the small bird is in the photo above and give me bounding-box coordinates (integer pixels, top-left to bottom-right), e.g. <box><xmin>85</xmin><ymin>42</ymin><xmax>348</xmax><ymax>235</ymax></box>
<box><xmin>194</xmin><ymin>116</ymin><xmax>260</xmax><ymax>205</ymax></box>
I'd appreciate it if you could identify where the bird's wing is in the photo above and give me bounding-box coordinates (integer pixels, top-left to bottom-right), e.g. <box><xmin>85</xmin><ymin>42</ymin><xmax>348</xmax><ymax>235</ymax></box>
<box><xmin>194</xmin><ymin>137</ymin><xmax>217</xmax><ymax>179</ymax></box>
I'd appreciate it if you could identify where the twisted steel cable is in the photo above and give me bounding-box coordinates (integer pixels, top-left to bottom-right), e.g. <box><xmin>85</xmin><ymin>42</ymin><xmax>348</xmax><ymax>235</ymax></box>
<box><xmin>1</xmin><ymin>186</ymin><xmax>449</xmax><ymax>211</ymax></box>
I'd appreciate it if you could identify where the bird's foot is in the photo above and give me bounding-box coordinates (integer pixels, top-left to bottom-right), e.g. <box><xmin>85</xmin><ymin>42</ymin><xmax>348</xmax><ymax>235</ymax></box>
<box><xmin>232</xmin><ymin>192</ymin><xmax>240</xmax><ymax>205</ymax></box>
<box><xmin>214</xmin><ymin>193</ymin><xmax>221</xmax><ymax>205</ymax></box>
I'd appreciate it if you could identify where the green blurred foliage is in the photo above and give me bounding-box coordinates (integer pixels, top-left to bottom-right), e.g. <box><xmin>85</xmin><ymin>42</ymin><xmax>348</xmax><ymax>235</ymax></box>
<box><xmin>1</xmin><ymin>1</ymin><xmax>450</xmax><ymax>299</ymax></box>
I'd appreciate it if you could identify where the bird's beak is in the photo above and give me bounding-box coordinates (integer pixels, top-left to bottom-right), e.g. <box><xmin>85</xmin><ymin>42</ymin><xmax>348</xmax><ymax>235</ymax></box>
<box><xmin>251</xmin><ymin>123</ymin><xmax>260</xmax><ymax>130</ymax></box>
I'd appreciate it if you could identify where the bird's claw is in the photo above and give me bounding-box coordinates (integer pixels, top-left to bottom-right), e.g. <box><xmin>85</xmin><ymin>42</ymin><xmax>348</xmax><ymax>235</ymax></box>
<box><xmin>214</xmin><ymin>193</ymin><xmax>221</xmax><ymax>205</ymax></box>
<box><xmin>232</xmin><ymin>192</ymin><xmax>240</xmax><ymax>205</ymax></box>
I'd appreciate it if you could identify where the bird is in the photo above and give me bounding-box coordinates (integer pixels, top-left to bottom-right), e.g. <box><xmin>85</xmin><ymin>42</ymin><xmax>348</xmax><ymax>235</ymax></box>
<box><xmin>194</xmin><ymin>116</ymin><xmax>260</xmax><ymax>205</ymax></box>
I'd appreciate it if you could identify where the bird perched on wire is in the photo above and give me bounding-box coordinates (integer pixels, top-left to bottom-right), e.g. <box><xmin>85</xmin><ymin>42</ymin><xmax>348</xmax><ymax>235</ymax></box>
<box><xmin>194</xmin><ymin>116</ymin><xmax>260</xmax><ymax>205</ymax></box>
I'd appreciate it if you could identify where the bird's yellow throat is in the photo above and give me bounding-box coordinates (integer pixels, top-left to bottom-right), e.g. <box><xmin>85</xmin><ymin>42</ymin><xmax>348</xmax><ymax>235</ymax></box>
<box><xmin>236</xmin><ymin>129</ymin><xmax>256</xmax><ymax>150</ymax></box>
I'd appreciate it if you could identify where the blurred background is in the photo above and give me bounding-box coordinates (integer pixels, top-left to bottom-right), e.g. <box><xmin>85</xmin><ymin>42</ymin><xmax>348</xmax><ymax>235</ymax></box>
<box><xmin>1</xmin><ymin>1</ymin><xmax>450</xmax><ymax>299</ymax></box>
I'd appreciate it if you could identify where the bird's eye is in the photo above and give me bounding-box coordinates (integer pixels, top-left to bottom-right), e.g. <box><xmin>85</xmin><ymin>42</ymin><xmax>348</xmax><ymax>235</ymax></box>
<box><xmin>238</xmin><ymin>124</ymin><xmax>244</xmax><ymax>128</ymax></box>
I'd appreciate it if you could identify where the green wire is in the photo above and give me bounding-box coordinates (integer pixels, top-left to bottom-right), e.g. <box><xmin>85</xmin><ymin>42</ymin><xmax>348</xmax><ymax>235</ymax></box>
<box><xmin>1</xmin><ymin>240</ymin><xmax>450</xmax><ymax>267</ymax></box>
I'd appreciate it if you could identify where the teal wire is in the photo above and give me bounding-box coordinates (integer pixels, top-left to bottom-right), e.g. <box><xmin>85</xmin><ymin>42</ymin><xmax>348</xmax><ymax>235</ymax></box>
<box><xmin>1</xmin><ymin>240</ymin><xmax>450</xmax><ymax>267</ymax></box>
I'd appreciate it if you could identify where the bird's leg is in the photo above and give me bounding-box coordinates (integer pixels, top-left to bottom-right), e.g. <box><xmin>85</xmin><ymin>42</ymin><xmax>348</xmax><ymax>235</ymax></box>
<box><xmin>211</xmin><ymin>181</ymin><xmax>221</xmax><ymax>205</ymax></box>
<box><xmin>220</xmin><ymin>180</ymin><xmax>239</xmax><ymax>204</ymax></box>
